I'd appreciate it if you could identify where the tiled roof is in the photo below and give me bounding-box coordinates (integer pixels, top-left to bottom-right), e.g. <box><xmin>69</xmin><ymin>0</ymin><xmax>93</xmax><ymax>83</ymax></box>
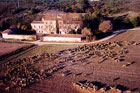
<box><xmin>43</xmin><ymin>10</ymin><xmax>65</xmax><ymax>15</ymax></box>
<box><xmin>31</xmin><ymin>21</ymin><xmax>44</xmax><ymax>24</ymax></box>
<box><xmin>42</xmin><ymin>15</ymin><xmax>56</xmax><ymax>21</ymax></box>
<box><xmin>2</xmin><ymin>29</ymin><xmax>11</xmax><ymax>33</ymax></box>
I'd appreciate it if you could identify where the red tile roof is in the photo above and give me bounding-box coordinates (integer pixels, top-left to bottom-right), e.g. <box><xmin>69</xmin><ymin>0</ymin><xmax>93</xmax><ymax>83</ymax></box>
<box><xmin>31</xmin><ymin>21</ymin><xmax>44</xmax><ymax>24</ymax></box>
<box><xmin>2</xmin><ymin>29</ymin><xmax>11</xmax><ymax>33</ymax></box>
<box><xmin>42</xmin><ymin>15</ymin><xmax>56</xmax><ymax>21</ymax></box>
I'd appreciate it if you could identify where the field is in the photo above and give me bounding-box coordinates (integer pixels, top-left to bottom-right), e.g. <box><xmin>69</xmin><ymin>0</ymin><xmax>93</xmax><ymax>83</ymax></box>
<box><xmin>0</xmin><ymin>29</ymin><xmax>140</xmax><ymax>93</ymax></box>
<box><xmin>110</xmin><ymin>28</ymin><xmax>140</xmax><ymax>42</ymax></box>
<box><xmin>0</xmin><ymin>41</ymin><xmax>35</xmax><ymax>63</ymax></box>
<box><xmin>0</xmin><ymin>43</ymin><xmax>29</xmax><ymax>57</ymax></box>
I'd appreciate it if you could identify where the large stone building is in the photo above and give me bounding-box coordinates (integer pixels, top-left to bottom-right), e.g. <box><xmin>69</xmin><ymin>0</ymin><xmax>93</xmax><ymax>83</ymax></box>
<box><xmin>31</xmin><ymin>10</ymin><xmax>83</xmax><ymax>34</ymax></box>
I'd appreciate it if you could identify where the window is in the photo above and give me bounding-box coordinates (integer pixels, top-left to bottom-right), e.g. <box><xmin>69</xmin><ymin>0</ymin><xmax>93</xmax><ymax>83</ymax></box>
<box><xmin>59</xmin><ymin>22</ymin><xmax>62</xmax><ymax>24</ymax></box>
<box><xmin>59</xmin><ymin>26</ymin><xmax>62</xmax><ymax>29</ymax></box>
<box><xmin>50</xmin><ymin>26</ymin><xmax>52</xmax><ymax>29</ymax></box>
<box><xmin>34</xmin><ymin>25</ymin><xmax>36</xmax><ymax>28</ymax></box>
<box><xmin>51</xmin><ymin>32</ymin><xmax>54</xmax><ymax>34</ymax></box>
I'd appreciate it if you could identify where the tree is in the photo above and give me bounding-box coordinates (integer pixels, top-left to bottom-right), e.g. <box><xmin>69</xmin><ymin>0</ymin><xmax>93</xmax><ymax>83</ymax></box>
<box><xmin>81</xmin><ymin>27</ymin><xmax>92</xmax><ymax>36</ymax></box>
<box><xmin>17</xmin><ymin>23</ymin><xmax>21</xmax><ymax>29</ymax></box>
<box><xmin>81</xmin><ymin>27</ymin><xmax>93</xmax><ymax>41</ymax></box>
<box><xmin>99</xmin><ymin>20</ymin><xmax>113</xmax><ymax>33</ymax></box>
<box><xmin>75</xmin><ymin>0</ymin><xmax>90</xmax><ymax>12</ymax></box>
<box><xmin>21</xmin><ymin>25</ymin><xmax>28</xmax><ymax>31</ymax></box>
<box><xmin>123</xmin><ymin>17</ymin><xmax>133</xmax><ymax>28</ymax></box>
<box><xmin>82</xmin><ymin>12</ymin><xmax>102</xmax><ymax>33</ymax></box>
<box><xmin>132</xmin><ymin>15</ymin><xmax>140</xmax><ymax>27</ymax></box>
<box><xmin>69</xmin><ymin>30</ymin><xmax>76</xmax><ymax>34</ymax></box>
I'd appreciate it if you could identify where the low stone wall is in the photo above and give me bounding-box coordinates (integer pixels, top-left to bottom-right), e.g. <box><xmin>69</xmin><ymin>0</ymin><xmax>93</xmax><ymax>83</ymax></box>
<box><xmin>42</xmin><ymin>37</ymin><xmax>81</xmax><ymax>42</ymax></box>
<box><xmin>2</xmin><ymin>33</ymin><xmax>36</xmax><ymax>40</ymax></box>
<box><xmin>42</xmin><ymin>35</ymin><xmax>86</xmax><ymax>42</ymax></box>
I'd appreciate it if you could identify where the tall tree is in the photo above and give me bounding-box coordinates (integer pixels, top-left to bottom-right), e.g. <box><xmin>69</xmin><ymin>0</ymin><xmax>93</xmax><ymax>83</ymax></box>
<box><xmin>76</xmin><ymin>0</ymin><xmax>90</xmax><ymax>12</ymax></box>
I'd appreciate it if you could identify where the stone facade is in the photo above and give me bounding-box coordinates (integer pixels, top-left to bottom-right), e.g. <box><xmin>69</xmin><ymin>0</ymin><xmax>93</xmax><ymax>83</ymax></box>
<box><xmin>31</xmin><ymin>10</ymin><xmax>83</xmax><ymax>34</ymax></box>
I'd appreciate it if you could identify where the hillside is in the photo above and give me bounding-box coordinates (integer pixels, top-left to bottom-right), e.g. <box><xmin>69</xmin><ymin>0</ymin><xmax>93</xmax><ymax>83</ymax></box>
<box><xmin>0</xmin><ymin>0</ymin><xmax>140</xmax><ymax>92</ymax></box>
<box><xmin>110</xmin><ymin>28</ymin><xmax>140</xmax><ymax>42</ymax></box>
<box><xmin>0</xmin><ymin>29</ymin><xmax>140</xmax><ymax>92</ymax></box>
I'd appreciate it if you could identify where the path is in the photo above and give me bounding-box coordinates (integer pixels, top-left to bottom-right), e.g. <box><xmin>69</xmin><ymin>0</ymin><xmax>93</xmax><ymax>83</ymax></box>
<box><xmin>22</xmin><ymin>28</ymin><xmax>139</xmax><ymax>46</ymax></box>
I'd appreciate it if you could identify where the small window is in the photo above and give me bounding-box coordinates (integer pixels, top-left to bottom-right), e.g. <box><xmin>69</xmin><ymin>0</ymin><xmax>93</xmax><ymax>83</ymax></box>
<box><xmin>59</xmin><ymin>22</ymin><xmax>62</xmax><ymax>24</ymax></box>
<box><xmin>34</xmin><ymin>25</ymin><xmax>36</xmax><ymax>28</ymax></box>
<box><xmin>59</xmin><ymin>26</ymin><xmax>62</xmax><ymax>29</ymax></box>
<box><xmin>51</xmin><ymin>32</ymin><xmax>54</xmax><ymax>34</ymax></box>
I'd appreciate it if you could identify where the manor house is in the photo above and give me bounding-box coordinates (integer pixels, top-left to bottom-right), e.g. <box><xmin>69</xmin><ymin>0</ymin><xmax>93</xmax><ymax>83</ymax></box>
<box><xmin>31</xmin><ymin>10</ymin><xmax>83</xmax><ymax>34</ymax></box>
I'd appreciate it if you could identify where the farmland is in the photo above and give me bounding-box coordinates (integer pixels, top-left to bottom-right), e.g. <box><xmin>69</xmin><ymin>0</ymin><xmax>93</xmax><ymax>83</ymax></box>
<box><xmin>0</xmin><ymin>0</ymin><xmax>140</xmax><ymax>92</ymax></box>
<box><xmin>0</xmin><ymin>29</ymin><xmax>140</xmax><ymax>92</ymax></box>
<box><xmin>0</xmin><ymin>42</ymin><xmax>36</xmax><ymax>63</ymax></box>
<box><xmin>0</xmin><ymin>43</ymin><xmax>30</xmax><ymax>57</ymax></box>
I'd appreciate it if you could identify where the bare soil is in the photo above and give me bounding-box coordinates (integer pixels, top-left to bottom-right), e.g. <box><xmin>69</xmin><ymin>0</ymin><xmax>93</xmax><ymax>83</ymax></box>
<box><xmin>0</xmin><ymin>43</ymin><xmax>29</xmax><ymax>57</ymax></box>
<box><xmin>22</xmin><ymin>42</ymin><xmax>140</xmax><ymax>93</ymax></box>
<box><xmin>0</xmin><ymin>30</ymin><xmax>140</xmax><ymax>93</ymax></box>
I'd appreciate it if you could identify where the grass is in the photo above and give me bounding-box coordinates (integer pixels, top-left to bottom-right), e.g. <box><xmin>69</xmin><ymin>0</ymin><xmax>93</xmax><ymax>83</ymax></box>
<box><xmin>15</xmin><ymin>44</ymin><xmax>79</xmax><ymax>59</ymax></box>
<box><xmin>3</xmin><ymin>28</ymin><xmax>140</xmax><ymax>62</ymax></box>
<box><xmin>0</xmin><ymin>39</ymin><xmax>32</xmax><ymax>44</ymax></box>
<box><xmin>110</xmin><ymin>29</ymin><xmax>140</xmax><ymax>42</ymax></box>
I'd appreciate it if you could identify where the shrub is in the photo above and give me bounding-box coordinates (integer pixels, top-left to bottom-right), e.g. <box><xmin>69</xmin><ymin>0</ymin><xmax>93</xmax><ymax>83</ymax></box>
<box><xmin>81</xmin><ymin>27</ymin><xmax>92</xmax><ymax>36</ymax></box>
<box><xmin>123</xmin><ymin>17</ymin><xmax>133</xmax><ymax>28</ymax></box>
<box><xmin>81</xmin><ymin>27</ymin><xmax>93</xmax><ymax>41</ymax></box>
<box><xmin>99</xmin><ymin>20</ymin><xmax>113</xmax><ymax>33</ymax></box>
<box><xmin>76</xmin><ymin>29</ymin><xmax>81</xmax><ymax>34</ymax></box>
<box><xmin>132</xmin><ymin>15</ymin><xmax>140</xmax><ymax>27</ymax></box>
<box><xmin>69</xmin><ymin>30</ymin><xmax>76</xmax><ymax>34</ymax></box>
<box><xmin>82</xmin><ymin>13</ymin><xmax>102</xmax><ymax>34</ymax></box>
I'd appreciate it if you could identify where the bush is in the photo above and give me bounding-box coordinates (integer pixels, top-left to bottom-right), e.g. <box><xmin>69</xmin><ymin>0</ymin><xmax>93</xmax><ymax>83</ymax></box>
<box><xmin>99</xmin><ymin>20</ymin><xmax>113</xmax><ymax>33</ymax></box>
<box><xmin>123</xmin><ymin>17</ymin><xmax>133</xmax><ymax>28</ymax></box>
<box><xmin>69</xmin><ymin>30</ymin><xmax>76</xmax><ymax>34</ymax></box>
<box><xmin>76</xmin><ymin>29</ymin><xmax>81</xmax><ymax>34</ymax></box>
<box><xmin>81</xmin><ymin>27</ymin><xmax>92</xmax><ymax>36</ymax></box>
<box><xmin>113</xmin><ymin>16</ymin><xmax>134</xmax><ymax>30</ymax></box>
<box><xmin>82</xmin><ymin>13</ymin><xmax>102</xmax><ymax>34</ymax></box>
<box><xmin>132</xmin><ymin>15</ymin><xmax>140</xmax><ymax>27</ymax></box>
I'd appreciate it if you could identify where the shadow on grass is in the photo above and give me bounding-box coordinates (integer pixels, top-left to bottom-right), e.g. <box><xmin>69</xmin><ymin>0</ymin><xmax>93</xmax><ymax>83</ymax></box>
<box><xmin>95</xmin><ymin>32</ymin><xmax>113</xmax><ymax>40</ymax></box>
